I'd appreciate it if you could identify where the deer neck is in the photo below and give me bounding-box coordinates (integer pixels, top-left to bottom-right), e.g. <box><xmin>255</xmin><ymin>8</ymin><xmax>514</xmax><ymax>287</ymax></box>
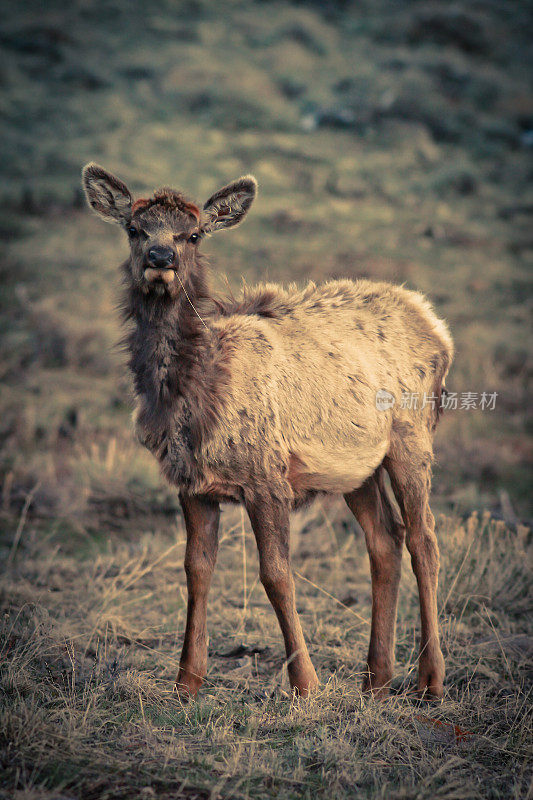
<box><xmin>125</xmin><ymin>266</ymin><xmax>216</xmax><ymax>427</ymax></box>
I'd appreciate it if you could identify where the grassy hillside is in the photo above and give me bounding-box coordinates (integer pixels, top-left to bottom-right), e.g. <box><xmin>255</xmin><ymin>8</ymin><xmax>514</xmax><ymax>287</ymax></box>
<box><xmin>1</xmin><ymin>0</ymin><xmax>532</xmax><ymax>520</ymax></box>
<box><xmin>1</xmin><ymin>1</ymin><xmax>532</xmax><ymax>798</ymax></box>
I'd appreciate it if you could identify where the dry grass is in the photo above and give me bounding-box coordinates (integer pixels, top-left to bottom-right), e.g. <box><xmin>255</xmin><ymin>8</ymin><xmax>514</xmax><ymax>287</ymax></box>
<box><xmin>1</xmin><ymin>505</ymin><xmax>531</xmax><ymax>799</ymax></box>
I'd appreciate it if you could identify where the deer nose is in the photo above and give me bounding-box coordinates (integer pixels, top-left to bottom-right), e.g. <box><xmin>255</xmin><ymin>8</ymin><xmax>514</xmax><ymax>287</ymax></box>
<box><xmin>148</xmin><ymin>246</ymin><xmax>175</xmax><ymax>268</ymax></box>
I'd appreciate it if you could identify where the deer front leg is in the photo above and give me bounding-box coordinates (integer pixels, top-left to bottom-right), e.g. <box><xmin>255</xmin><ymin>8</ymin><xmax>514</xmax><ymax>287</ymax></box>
<box><xmin>176</xmin><ymin>493</ymin><xmax>220</xmax><ymax>698</ymax></box>
<box><xmin>246</xmin><ymin>491</ymin><xmax>319</xmax><ymax>697</ymax></box>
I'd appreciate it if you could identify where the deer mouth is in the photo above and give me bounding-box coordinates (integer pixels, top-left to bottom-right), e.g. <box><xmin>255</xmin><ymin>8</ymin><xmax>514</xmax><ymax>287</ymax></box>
<box><xmin>143</xmin><ymin>267</ymin><xmax>176</xmax><ymax>285</ymax></box>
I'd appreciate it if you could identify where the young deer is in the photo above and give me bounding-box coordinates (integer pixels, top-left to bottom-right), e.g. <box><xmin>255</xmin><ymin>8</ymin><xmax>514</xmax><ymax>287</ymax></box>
<box><xmin>82</xmin><ymin>163</ymin><xmax>453</xmax><ymax>699</ymax></box>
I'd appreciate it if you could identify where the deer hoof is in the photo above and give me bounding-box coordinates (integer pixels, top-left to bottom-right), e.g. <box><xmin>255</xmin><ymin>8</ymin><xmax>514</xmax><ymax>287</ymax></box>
<box><xmin>362</xmin><ymin>664</ymin><xmax>393</xmax><ymax>699</ymax></box>
<box><xmin>289</xmin><ymin>664</ymin><xmax>320</xmax><ymax>697</ymax></box>
<box><xmin>418</xmin><ymin>650</ymin><xmax>445</xmax><ymax>699</ymax></box>
<box><xmin>175</xmin><ymin>668</ymin><xmax>204</xmax><ymax>700</ymax></box>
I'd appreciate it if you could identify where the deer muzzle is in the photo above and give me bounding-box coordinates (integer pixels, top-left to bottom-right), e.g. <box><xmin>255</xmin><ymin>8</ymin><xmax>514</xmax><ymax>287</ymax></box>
<box><xmin>144</xmin><ymin>267</ymin><xmax>176</xmax><ymax>284</ymax></box>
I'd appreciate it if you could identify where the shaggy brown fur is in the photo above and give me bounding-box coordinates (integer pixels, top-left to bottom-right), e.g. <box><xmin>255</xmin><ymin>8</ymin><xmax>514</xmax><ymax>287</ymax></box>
<box><xmin>131</xmin><ymin>189</ymin><xmax>201</xmax><ymax>221</ymax></box>
<box><xmin>82</xmin><ymin>163</ymin><xmax>454</xmax><ymax>700</ymax></box>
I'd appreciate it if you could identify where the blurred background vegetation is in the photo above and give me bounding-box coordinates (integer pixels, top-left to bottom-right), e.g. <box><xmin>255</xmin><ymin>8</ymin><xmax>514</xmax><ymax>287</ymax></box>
<box><xmin>1</xmin><ymin>0</ymin><xmax>532</xmax><ymax>542</ymax></box>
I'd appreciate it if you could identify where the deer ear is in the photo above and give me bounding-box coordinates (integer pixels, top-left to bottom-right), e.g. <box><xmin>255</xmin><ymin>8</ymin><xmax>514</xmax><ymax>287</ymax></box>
<box><xmin>82</xmin><ymin>162</ymin><xmax>133</xmax><ymax>224</ymax></box>
<box><xmin>202</xmin><ymin>175</ymin><xmax>257</xmax><ymax>233</ymax></box>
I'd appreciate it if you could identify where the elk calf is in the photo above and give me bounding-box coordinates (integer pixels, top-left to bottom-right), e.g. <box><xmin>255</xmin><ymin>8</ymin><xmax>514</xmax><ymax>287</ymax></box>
<box><xmin>83</xmin><ymin>163</ymin><xmax>453</xmax><ymax>699</ymax></box>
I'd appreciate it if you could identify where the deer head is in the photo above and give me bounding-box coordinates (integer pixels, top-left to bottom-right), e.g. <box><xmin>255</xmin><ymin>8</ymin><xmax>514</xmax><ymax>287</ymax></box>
<box><xmin>82</xmin><ymin>163</ymin><xmax>257</xmax><ymax>298</ymax></box>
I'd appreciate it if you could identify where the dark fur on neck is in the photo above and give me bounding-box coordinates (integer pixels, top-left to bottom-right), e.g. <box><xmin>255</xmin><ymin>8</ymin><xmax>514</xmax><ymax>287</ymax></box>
<box><xmin>121</xmin><ymin>256</ymin><xmax>234</xmax><ymax>457</ymax></box>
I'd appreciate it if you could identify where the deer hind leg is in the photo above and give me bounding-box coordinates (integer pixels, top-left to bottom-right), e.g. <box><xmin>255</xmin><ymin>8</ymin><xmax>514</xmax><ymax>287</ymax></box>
<box><xmin>245</xmin><ymin>490</ymin><xmax>319</xmax><ymax>697</ymax></box>
<box><xmin>176</xmin><ymin>493</ymin><xmax>220</xmax><ymax>698</ymax></box>
<box><xmin>384</xmin><ymin>452</ymin><xmax>445</xmax><ymax>698</ymax></box>
<box><xmin>345</xmin><ymin>467</ymin><xmax>405</xmax><ymax>698</ymax></box>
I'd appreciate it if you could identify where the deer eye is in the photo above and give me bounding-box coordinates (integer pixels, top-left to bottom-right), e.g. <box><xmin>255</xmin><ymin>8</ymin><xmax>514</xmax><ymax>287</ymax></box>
<box><xmin>188</xmin><ymin>232</ymin><xmax>199</xmax><ymax>244</ymax></box>
<box><xmin>127</xmin><ymin>226</ymin><xmax>138</xmax><ymax>238</ymax></box>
